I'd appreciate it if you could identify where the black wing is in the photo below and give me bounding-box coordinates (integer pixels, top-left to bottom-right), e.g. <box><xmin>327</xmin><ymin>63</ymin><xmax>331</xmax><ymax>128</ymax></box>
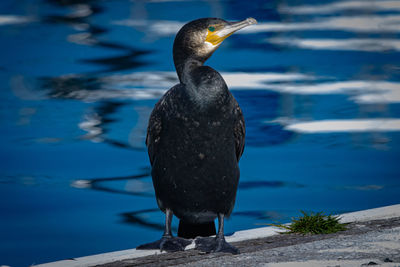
<box><xmin>145</xmin><ymin>108</ymin><xmax>161</xmax><ymax>166</ymax></box>
<box><xmin>145</xmin><ymin>86</ymin><xmax>178</xmax><ymax>166</ymax></box>
<box><xmin>234</xmin><ymin>102</ymin><xmax>246</xmax><ymax>161</ymax></box>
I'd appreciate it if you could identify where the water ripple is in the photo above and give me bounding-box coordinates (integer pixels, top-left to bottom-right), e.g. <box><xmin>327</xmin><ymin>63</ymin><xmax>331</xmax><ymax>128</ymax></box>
<box><xmin>244</xmin><ymin>15</ymin><xmax>400</xmax><ymax>34</ymax></box>
<box><xmin>284</xmin><ymin>119</ymin><xmax>400</xmax><ymax>133</ymax></box>
<box><xmin>39</xmin><ymin>72</ymin><xmax>400</xmax><ymax>105</ymax></box>
<box><xmin>267</xmin><ymin>38</ymin><xmax>400</xmax><ymax>52</ymax></box>
<box><xmin>279</xmin><ymin>0</ymin><xmax>400</xmax><ymax>14</ymax></box>
<box><xmin>0</xmin><ymin>15</ymin><xmax>34</xmax><ymax>25</ymax></box>
<box><xmin>115</xmin><ymin>15</ymin><xmax>400</xmax><ymax>37</ymax></box>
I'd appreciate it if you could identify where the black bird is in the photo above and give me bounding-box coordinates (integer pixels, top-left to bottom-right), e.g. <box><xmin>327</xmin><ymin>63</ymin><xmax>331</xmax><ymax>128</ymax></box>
<box><xmin>137</xmin><ymin>17</ymin><xmax>256</xmax><ymax>254</ymax></box>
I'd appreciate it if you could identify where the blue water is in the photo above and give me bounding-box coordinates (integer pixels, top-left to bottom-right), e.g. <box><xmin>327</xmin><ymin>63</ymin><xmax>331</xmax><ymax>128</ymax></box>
<box><xmin>1</xmin><ymin>0</ymin><xmax>400</xmax><ymax>266</ymax></box>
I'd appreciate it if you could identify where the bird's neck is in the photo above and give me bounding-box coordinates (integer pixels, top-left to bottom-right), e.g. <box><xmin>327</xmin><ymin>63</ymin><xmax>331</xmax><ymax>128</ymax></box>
<box><xmin>174</xmin><ymin>53</ymin><xmax>204</xmax><ymax>84</ymax></box>
<box><xmin>177</xmin><ymin>57</ymin><xmax>204</xmax><ymax>85</ymax></box>
<box><xmin>174</xmin><ymin>56</ymin><xmax>229</xmax><ymax>110</ymax></box>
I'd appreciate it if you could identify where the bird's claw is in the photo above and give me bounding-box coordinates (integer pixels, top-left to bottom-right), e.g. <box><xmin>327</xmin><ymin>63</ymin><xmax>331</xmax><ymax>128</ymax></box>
<box><xmin>137</xmin><ymin>236</ymin><xmax>192</xmax><ymax>252</ymax></box>
<box><xmin>195</xmin><ymin>236</ymin><xmax>239</xmax><ymax>254</ymax></box>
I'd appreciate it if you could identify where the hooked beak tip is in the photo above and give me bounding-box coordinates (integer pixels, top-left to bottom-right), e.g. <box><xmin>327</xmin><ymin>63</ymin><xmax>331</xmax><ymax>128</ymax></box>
<box><xmin>246</xmin><ymin>17</ymin><xmax>257</xmax><ymax>25</ymax></box>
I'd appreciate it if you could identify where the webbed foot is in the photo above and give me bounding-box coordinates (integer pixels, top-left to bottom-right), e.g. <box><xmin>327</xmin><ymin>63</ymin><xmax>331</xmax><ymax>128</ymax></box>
<box><xmin>137</xmin><ymin>236</ymin><xmax>192</xmax><ymax>252</ymax></box>
<box><xmin>194</xmin><ymin>236</ymin><xmax>215</xmax><ymax>253</ymax></box>
<box><xmin>195</xmin><ymin>236</ymin><xmax>239</xmax><ymax>254</ymax></box>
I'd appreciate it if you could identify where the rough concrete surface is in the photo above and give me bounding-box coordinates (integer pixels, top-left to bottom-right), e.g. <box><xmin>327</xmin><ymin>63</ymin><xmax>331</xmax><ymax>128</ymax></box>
<box><xmin>98</xmin><ymin>217</ymin><xmax>400</xmax><ymax>267</ymax></box>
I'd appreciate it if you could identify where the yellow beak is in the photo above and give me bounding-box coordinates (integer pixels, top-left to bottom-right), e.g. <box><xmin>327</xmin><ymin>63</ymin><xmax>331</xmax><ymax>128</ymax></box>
<box><xmin>205</xmin><ymin>17</ymin><xmax>257</xmax><ymax>46</ymax></box>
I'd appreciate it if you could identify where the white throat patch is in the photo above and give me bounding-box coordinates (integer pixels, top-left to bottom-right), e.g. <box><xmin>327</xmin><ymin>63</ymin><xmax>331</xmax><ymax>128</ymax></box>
<box><xmin>205</xmin><ymin>41</ymin><xmax>220</xmax><ymax>50</ymax></box>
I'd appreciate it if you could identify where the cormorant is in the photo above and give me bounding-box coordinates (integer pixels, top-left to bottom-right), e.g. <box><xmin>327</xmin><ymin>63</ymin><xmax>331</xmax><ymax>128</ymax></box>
<box><xmin>137</xmin><ymin>17</ymin><xmax>257</xmax><ymax>254</ymax></box>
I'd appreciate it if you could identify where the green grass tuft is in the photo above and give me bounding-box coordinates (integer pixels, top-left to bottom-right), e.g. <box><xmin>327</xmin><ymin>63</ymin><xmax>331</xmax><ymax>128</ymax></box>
<box><xmin>271</xmin><ymin>211</ymin><xmax>347</xmax><ymax>235</ymax></box>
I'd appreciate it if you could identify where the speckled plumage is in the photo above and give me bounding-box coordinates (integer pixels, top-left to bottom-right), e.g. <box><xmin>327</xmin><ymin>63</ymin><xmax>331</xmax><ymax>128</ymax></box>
<box><xmin>146</xmin><ymin>81</ymin><xmax>245</xmax><ymax>222</ymax></box>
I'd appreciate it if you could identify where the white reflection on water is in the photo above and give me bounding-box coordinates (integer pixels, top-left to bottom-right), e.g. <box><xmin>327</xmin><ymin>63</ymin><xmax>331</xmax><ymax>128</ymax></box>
<box><xmin>284</xmin><ymin>119</ymin><xmax>400</xmax><ymax>133</ymax></box>
<box><xmin>105</xmin><ymin>71</ymin><xmax>315</xmax><ymax>89</ymax></box>
<box><xmin>114</xmin><ymin>15</ymin><xmax>400</xmax><ymax>37</ymax></box>
<box><xmin>67</xmin><ymin>4</ymin><xmax>93</xmax><ymax>18</ymax></box>
<box><xmin>56</xmin><ymin>72</ymin><xmax>314</xmax><ymax>101</ymax></box>
<box><xmin>47</xmin><ymin>72</ymin><xmax>400</xmax><ymax>105</ymax></box>
<box><xmin>243</xmin><ymin>15</ymin><xmax>400</xmax><ymax>33</ymax></box>
<box><xmin>227</xmin><ymin>76</ymin><xmax>400</xmax><ymax>105</ymax></box>
<box><xmin>267</xmin><ymin>38</ymin><xmax>400</xmax><ymax>52</ymax></box>
<box><xmin>222</xmin><ymin>72</ymin><xmax>315</xmax><ymax>88</ymax></box>
<box><xmin>78</xmin><ymin>113</ymin><xmax>104</xmax><ymax>142</ymax></box>
<box><xmin>71</xmin><ymin>179</ymin><xmax>91</xmax><ymax>189</ymax></box>
<box><xmin>113</xmin><ymin>19</ymin><xmax>183</xmax><ymax>37</ymax></box>
<box><xmin>249</xmin><ymin>80</ymin><xmax>400</xmax><ymax>104</ymax></box>
<box><xmin>279</xmin><ymin>0</ymin><xmax>400</xmax><ymax>14</ymax></box>
<box><xmin>103</xmin><ymin>71</ymin><xmax>178</xmax><ymax>88</ymax></box>
<box><xmin>0</xmin><ymin>15</ymin><xmax>33</xmax><ymax>26</ymax></box>
<box><xmin>59</xmin><ymin>87</ymin><xmax>166</xmax><ymax>102</ymax></box>
<box><xmin>67</xmin><ymin>32</ymin><xmax>97</xmax><ymax>46</ymax></box>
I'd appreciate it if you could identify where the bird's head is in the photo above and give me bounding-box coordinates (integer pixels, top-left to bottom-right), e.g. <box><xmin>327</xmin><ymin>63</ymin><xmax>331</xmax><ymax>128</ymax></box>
<box><xmin>173</xmin><ymin>17</ymin><xmax>257</xmax><ymax>72</ymax></box>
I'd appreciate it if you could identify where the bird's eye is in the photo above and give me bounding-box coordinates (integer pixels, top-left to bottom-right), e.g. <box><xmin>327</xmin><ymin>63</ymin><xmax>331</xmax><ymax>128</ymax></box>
<box><xmin>208</xmin><ymin>26</ymin><xmax>215</xmax><ymax>32</ymax></box>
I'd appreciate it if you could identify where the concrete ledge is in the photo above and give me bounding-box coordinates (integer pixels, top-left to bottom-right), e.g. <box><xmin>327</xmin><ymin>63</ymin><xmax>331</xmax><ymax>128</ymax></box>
<box><xmin>339</xmin><ymin>204</ymin><xmax>400</xmax><ymax>223</ymax></box>
<box><xmin>34</xmin><ymin>204</ymin><xmax>400</xmax><ymax>267</ymax></box>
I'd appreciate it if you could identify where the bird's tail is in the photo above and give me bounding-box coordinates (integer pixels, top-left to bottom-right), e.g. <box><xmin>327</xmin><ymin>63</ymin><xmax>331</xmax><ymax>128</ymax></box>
<box><xmin>177</xmin><ymin>220</ymin><xmax>216</xmax><ymax>238</ymax></box>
